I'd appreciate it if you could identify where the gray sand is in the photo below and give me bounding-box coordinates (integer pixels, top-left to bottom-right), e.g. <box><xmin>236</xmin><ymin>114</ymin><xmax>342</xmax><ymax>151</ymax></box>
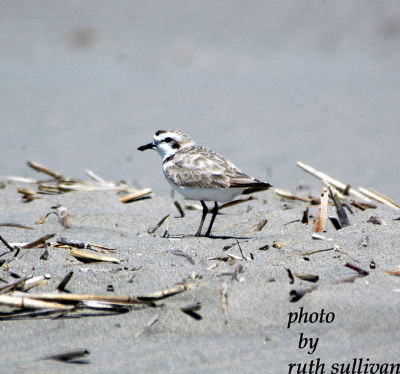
<box><xmin>1</xmin><ymin>1</ymin><xmax>400</xmax><ymax>373</ymax></box>
<box><xmin>1</xmin><ymin>186</ymin><xmax>399</xmax><ymax>373</ymax></box>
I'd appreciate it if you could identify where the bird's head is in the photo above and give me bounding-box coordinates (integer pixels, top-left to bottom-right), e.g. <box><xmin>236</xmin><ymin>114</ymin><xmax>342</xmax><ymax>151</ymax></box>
<box><xmin>138</xmin><ymin>130</ymin><xmax>195</xmax><ymax>160</ymax></box>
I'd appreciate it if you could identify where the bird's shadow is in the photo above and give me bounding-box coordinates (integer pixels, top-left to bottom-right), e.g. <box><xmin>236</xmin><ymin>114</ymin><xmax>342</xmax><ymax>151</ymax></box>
<box><xmin>164</xmin><ymin>234</ymin><xmax>253</xmax><ymax>240</ymax></box>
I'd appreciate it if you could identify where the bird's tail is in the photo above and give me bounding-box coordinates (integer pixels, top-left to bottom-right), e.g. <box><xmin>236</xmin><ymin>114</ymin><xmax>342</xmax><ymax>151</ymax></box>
<box><xmin>242</xmin><ymin>181</ymin><xmax>272</xmax><ymax>195</ymax></box>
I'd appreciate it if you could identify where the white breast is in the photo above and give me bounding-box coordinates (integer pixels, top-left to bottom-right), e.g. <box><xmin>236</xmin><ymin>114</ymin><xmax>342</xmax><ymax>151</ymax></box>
<box><xmin>164</xmin><ymin>176</ymin><xmax>244</xmax><ymax>202</ymax></box>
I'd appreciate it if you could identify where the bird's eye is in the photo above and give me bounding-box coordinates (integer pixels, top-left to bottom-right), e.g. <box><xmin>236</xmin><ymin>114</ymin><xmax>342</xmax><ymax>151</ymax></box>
<box><xmin>164</xmin><ymin>137</ymin><xmax>173</xmax><ymax>143</ymax></box>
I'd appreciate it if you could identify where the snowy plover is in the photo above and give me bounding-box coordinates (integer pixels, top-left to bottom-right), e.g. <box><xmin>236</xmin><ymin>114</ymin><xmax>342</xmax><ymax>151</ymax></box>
<box><xmin>138</xmin><ymin>130</ymin><xmax>271</xmax><ymax>237</ymax></box>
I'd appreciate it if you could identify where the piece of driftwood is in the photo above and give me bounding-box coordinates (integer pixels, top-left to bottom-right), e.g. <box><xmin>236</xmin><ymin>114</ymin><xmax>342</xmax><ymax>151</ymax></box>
<box><xmin>290</xmin><ymin>285</ymin><xmax>318</xmax><ymax>302</ymax></box>
<box><xmin>296</xmin><ymin>162</ymin><xmax>370</xmax><ymax>201</ymax></box>
<box><xmin>328</xmin><ymin>216</ymin><xmax>342</xmax><ymax>230</ymax></box>
<box><xmin>20</xmin><ymin>276</ymin><xmax>47</xmax><ymax>291</ymax></box>
<box><xmin>249</xmin><ymin>219</ymin><xmax>268</xmax><ymax>233</ymax></box>
<box><xmin>314</xmin><ymin>188</ymin><xmax>328</xmax><ymax>233</ymax></box>
<box><xmin>286</xmin><ymin>269</ymin><xmax>295</xmax><ymax>284</ymax></box>
<box><xmin>351</xmin><ymin>200</ymin><xmax>377</xmax><ymax>211</ymax></box>
<box><xmin>17</xmin><ymin>187</ymin><xmax>40</xmax><ymax>202</ymax></box>
<box><xmin>41</xmin><ymin>349</ymin><xmax>90</xmax><ymax>364</ymax></box>
<box><xmin>180</xmin><ymin>302</ymin><xmax>202</xmax><ymax>320</ymax></box>
<box><xmin>120</xmin><ymin>188</ymin><xmax>152</xmax><ymax>203</ymax></box>
<box><xmin>0</xmin><ymin>294</ymin><xmax>74</xmax><ymax>310</ymax></box>
<box><xmin>311</xmin><ymin>233</ymin><xmax>333</xmax><ymax>241</ymax></box>
<box><xmin>328</xmin><ymin>186</ymin><xmax>350</xmax><ymax>229</ymax></box>
<box><xmin>173</xmin><ymin>201</ymin><xmax>185</xmax><ymax>217</ymax></box>
<box><xmin>293</xmin><ymin>273</ymin><xmax>319</xmax><ymax>283</ymax></box>
<box><xmin>166</xmin><ymin>250</ymin><xmax>195</xmax><ymax>265</ymax></box>
<box><xmin>0</xmin><ymin>233</ymin><xmax>16</xmax><ymax>252</ymax></box>
<box><xmin>345</xmin><ymin>262</ymin><xmax>369</xmax><ymax>277</ymax></box>
<box><xmin>57</xmin><ymin>271</ymin><xmax>74</xmax><ymax>292</ymax></box>
<box><xmin>302</xmin><ymin>207</ymin><xmax>309</xmax><ymax>225</ymax></box>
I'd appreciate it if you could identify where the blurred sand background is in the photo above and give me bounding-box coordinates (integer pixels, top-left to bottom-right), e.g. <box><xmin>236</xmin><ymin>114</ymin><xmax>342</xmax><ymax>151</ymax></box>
<box><xmin>1</xmin><ymin>1</ymin><xmax>399</xmax><ymax>195</ymax></box>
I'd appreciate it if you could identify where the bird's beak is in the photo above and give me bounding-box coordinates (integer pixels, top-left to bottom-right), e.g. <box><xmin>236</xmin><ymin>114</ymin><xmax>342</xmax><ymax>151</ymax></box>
<box><xmin>137</xmin><ymin>142</ymin><xmax>155</xmax><ymax>151</ymax></box>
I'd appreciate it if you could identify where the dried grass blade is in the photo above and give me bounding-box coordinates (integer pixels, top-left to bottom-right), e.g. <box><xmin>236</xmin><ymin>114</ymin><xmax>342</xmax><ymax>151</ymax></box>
<box><xmin>296</xmin><ymin>162</ymin><xmax>371</xmax><ymax>201</ymax></box>
<box><xmin>167</xmin><ymin>250</ymin><xmax>195</xmax><ymax>265</ymax></box>
<box><xmin>134</xmin><ymin>314</ymin><xmax>160</xmax><ymax>338</ymax></box>
<box><xmin>35</xmin><ymin>212</ymin><xmax>56</xmax><ymax>224</ymax></box>
<box><xmin>0</xmin><ymin>223</ymin><xmax>34</xmax><ymax>230</ymax></box>
<box><xmin>274</xmin><ymin>188</ymin><xmax>312</xmax><ymax>202</ymax></box>
<box><xmin>293</xmin><ymin>273</ymin><xmax>319</xmax><ymax>283</ymax></box>
<box><xmin>12</xmin><ymin>292</ymin><xmax>152</xmax><ymax>305</ymax></box>
<box><xmin>21</xmin><ymin>233</ymin><xmax>55</xmax><ymax>249</ymax></box>
<box><xmin>358</xmin><ymin>187</ymin><xmax>400</xmax><ymax>210</ymax></box>
<box><xmin>137</xmin><ymin>283</ymin><xmax>191</xmax><ymax>301</ymax></box>
<box><xmin>0</xmin><ymin>233</ymin><xmax>17</xmax><ymax>251</ymax></box>
<box><xmin>0</xmin><ymin>277</ymin><xmax>30</xmax><ymax>294</ymax></box>
<box><xmin>221</xmin><ymin>282</ymin><xmax>228</xmax><ymax>324</ymax></box>
<box><xmin>85</xmin><ymin>170</ymin><xmax>109</xmax><ymax>184</ymax></box>
<box><xmin>69</xmin><ymin>249</ymin><xmax>120</xmax><ymax>264</ymax></box>
<box><xmin>383</xmin><ymin>270</ymin><xmax>400</xmax><ymax>277</ymax></box>
<box><xmin>219</xmin><ymin>196</ymin><xmax>254</xmax><ymax>210</ymax></box>
<box><xmin>27</xmin><ymin>161</ymin><xmax>63</xmax><ymax>180</ymax></box>
<box><xmin>148</xmin><ymin>215</ymin><xmax>170</xmax><ymax>234</ymax></box>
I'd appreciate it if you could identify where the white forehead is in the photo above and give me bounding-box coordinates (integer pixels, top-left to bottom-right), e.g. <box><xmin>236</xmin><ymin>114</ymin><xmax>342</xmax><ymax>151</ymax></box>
<box><xmin>153</xmin><ymin>130</ymin><xmax>194</xmax><ymax>146</ymax></box>
<box><xmin>154</xmin><ymin>130</ymin><xmax>181</xmax><ymax>141</ymax></box>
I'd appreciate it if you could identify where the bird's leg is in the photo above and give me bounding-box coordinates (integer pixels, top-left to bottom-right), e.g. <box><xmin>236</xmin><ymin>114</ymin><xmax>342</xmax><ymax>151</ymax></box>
<box><xmin>205</xmin><ymin>202</ymin><xmax>219</xmax><ymax>237</ymax></box>
<box><xmin>195</xmin><ymin>201</ymin><xmax>208</xmax><ymax>237</ymax></box>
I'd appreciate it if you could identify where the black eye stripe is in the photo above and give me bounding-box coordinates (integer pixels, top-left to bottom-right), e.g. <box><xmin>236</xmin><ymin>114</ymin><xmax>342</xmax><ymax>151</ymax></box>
<box><xmin>155</xmin><ymin>130</ymin><xmax>164</xmax><ymax>136</ymax></box>
<box><xmin>164</xmin><ymin>137</ymin><xmax>173</xmax><ymax>143</ymax></box>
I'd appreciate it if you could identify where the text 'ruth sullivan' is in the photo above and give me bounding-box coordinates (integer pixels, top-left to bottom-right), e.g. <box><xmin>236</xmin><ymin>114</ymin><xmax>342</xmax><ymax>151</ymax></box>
<box><xmin>288</xmin><ymin>357</ymin><xmax>400</xmax><ymax>374</ymax></box>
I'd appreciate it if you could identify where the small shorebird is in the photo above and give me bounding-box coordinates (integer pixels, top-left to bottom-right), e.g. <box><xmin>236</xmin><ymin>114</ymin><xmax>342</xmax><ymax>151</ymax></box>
<box><xmin>138</xmin><ymin>130</ymin><xmax>271</xmax><ymax>237</ymax></box>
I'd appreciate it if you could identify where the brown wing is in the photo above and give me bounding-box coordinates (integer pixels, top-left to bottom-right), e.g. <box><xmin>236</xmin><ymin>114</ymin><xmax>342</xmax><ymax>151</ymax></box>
<box><xmin>165</xmin><ymin>146</ymin><xmax>270</xmax><ymax>190</ymax></box>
